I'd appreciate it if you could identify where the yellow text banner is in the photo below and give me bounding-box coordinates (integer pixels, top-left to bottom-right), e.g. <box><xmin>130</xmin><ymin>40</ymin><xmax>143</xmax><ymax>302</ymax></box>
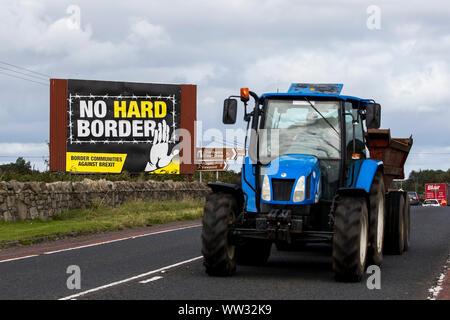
<box><xmin>66</xmin><ymin>152</ymin><xmax>127</xmax><ymax>173</ymax></box>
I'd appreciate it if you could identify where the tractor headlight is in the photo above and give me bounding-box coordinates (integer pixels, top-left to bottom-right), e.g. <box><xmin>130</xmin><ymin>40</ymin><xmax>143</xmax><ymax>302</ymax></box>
<box><xmin>261</xmin><ymin>175</ymin><xmax>271</xmax><ymax>201</ymax></box>
<box><xmin>293</xmin><ymin>175</ymin><xmax>305</xmax><ymax>202</ymax></box>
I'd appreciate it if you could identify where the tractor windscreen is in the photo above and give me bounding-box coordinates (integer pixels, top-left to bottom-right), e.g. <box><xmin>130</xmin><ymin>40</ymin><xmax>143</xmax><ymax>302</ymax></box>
<box><xmin>259</xmin><ymin>99</ymin><xmax>341</xmax><ymax>160</ymax></box>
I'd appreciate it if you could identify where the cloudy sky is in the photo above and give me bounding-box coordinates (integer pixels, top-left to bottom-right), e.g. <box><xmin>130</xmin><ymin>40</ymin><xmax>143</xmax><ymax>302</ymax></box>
<box><xmin>0</xmin><ymin>0</ymin><xmax>449</xmax><ymax>176</ymax></box>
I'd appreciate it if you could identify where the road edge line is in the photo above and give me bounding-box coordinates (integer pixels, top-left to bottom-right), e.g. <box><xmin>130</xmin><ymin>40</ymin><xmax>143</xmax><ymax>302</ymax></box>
<box><xmin>45</xmin><ymin>224</ymin><xmax>201</xmax><ymax>255</ymax></box>
<box><xmin>0</xmin><ymin>254</ymin><xmax>39</xmax><ymax>264</ymax></box>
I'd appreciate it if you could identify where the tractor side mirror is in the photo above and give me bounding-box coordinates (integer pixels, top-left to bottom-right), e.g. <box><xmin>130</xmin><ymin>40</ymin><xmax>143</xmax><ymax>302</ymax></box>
<box><xmin>223</xmin><ymin>98</ymin><xmax>237</xmax><ymax>124</ymax></box>
<box><xmin>366</xmin><ymin>103</ymin><xmax>381</xmax><ymax>129</ymax></box>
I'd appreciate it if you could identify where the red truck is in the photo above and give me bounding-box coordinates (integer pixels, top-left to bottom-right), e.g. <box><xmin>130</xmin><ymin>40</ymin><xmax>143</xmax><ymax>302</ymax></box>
<box><xmin>425</xmin><ymin>183</ymin><xmax>450</xmax><ymax>206</ymax></box>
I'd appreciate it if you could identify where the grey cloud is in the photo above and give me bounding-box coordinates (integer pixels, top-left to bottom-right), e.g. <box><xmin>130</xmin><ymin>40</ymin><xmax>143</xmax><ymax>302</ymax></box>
<box><xmin>0</xmin><ymin>0</ymin><xmax>449</xmax><ymax>175</ymax></box>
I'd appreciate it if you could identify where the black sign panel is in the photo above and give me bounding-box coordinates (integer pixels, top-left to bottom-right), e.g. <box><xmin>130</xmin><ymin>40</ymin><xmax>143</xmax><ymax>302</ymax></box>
<box><xmin>66</xmin><ymin>79</ymin><xmax>181</xmax><ymax>174</ymax></box>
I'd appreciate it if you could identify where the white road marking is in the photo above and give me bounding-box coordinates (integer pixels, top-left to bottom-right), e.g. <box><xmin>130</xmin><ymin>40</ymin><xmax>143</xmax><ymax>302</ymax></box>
<box><xmin>428</xmin><ymin>254</ymin><xmax>450</xmax><ymax>300</ymax></box>
<box><xmin>428</xmin><ymin>273</ymin><xmax>445</xmax><ymax>300</ymax></box>
<box><xmin>44</xmin><ymin>224</ymin><xmax>201</xmax><ymax>255</ymax></box>
<box><xmin>59</xmin><ymin>256</ymin><xmax>203</xmax><ymax>300</ymax></box>
<box><xmin>43</xmin><ymin>238</ymin><xmax>127</xmax><ymax>255</ymax></box>
<box><xmin>0</xmin><ymin>255</ymin><xmax>39</xmax><ymax>264</ymax></box>
<box><xmin>139</xmin><ymin>276</ymin><xmax>163</xmax><ymax>284</ymax></box>
<box><xmin>0</xmin><ymin>223</ymin><xmax>201</xmax><ymax>262</ymax></box>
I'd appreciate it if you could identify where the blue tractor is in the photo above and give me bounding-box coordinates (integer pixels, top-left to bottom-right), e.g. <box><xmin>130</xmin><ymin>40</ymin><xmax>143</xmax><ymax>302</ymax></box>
<box><xmin>201</xmin><ymin>84</ymin><xmax>412</xmax><ymax>282</ymax></box>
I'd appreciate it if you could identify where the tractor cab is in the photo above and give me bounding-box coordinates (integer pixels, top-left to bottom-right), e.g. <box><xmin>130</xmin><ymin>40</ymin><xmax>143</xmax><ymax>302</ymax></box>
<box><xmin>222</xmin><ymin>83</ymin><xmax>381</xmax><ymax>216</ymax></box>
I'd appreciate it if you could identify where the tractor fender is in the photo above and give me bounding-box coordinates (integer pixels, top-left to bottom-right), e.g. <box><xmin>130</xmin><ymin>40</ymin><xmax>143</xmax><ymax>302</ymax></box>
<box><xmin>346</xmin><ymin>159</ymin><xmax>383</xmax><ymax>193</ymax></box>
<box><xmin>207</xmin><ymin>182</ymin><xmax>245</xmax><ymax>212</ymax></box>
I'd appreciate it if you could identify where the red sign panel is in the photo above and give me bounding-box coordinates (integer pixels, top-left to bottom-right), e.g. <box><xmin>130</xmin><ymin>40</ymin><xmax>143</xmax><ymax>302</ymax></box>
<box><xmin>425</xmin><ymin>183</ymin><xmax>447</xmax><ymax>205</ymax></box>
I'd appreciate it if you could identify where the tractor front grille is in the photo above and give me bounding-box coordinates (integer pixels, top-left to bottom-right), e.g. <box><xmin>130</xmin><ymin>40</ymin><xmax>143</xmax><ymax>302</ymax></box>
<box><xmin>271</xmin><ymin>178</ymin><xmax>295</xmax><ymax>201</ymax></box>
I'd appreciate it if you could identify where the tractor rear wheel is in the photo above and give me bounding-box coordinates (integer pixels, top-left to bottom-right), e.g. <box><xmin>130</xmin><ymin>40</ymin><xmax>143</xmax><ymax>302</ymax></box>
<box><xmin>403</xmin><ymin>199</ymin><xmax>411</xmax><ymax>251</ymax></box>
<box><xmin>384</xmin><ymin>192</ymin><xmax>405</xmax><ymax>255</ymax></box>
<box><xmin>332</xmin><ymin>197</ymin><xmax>369</xmax><ymax>282</ymax></box>
<box><xmin>367</xmin><ymin>171</ymin><xmax>385</xmax><ymax>266</ymax></box>
<box><xmin>202</xmin><ymin>192</ymin><xmax>237</xmax><ymax>276</ymax></box>
<box><xmin>236</xmin><ymin>240</ymin><xmax>272</xmax><ymax>265</ymax></box>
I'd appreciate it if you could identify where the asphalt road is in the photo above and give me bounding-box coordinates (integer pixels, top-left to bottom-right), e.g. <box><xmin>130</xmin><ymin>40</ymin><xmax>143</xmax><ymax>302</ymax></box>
<box><xmin>0</xmin><ymin>206</ymin><xmax>449</xmax><ymax>300</ymax></box>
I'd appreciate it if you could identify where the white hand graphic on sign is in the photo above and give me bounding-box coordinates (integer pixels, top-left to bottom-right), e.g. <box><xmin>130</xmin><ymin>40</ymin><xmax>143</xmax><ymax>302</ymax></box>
<box><xmin>145</xmin><ymin>120</ymin><xmax>179</xmax><ymax>172</ymax></box>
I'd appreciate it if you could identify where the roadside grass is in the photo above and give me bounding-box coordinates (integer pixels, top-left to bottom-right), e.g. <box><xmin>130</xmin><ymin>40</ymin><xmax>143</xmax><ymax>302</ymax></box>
<box><xmin>0</xmin><ymin>200</ymin><xmax>205</xmax><ymax>245</ymax></box>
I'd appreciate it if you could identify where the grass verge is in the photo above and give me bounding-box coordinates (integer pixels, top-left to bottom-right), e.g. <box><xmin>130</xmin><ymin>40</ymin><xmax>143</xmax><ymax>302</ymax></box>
<box><xmin>0</xmin><ymin>200</ymin><xmax>204</xmax><ymax>246</ymax></box>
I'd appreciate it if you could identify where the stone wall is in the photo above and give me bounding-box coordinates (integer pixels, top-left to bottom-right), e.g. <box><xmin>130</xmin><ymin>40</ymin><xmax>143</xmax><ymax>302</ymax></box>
<box><xmin>0</xmin><ymin>179</ymin><xmax>209</xmax><ymax>222</ymax></box>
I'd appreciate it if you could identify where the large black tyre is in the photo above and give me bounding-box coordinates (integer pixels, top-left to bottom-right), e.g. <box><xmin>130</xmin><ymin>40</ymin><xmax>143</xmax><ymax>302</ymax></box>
<box><xmin>367</xmin><ymin>171</ymin><xmax>385</xmax><ymax>266</ymax></box>
<box><xmin>332</xmin><ymin>197</ymin><xmax>369</xmax><ymax>282</ymax></box>
<box><xmin>384</xmin><ymin>192</ymin><xmax>404</xmax><ymax>255</ymax></box>
<box><xmin>201</xmin><ymin>192</ymin><xmax>237</xmax><ymax>276</ymax></box>
<box><xmin>403</xmin><ymin>198</ymin><xmax>410</xmax><ymax>251</ymax></box>
<box><xmin>236</xmin><ymin>240</ymin><xmax>272</xmax><ymax>265</ymax></box>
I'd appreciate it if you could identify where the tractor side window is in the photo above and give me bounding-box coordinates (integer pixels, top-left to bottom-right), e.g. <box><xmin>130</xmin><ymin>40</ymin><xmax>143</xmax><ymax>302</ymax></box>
<box><xmin>344</xmin><ymin>102</ymin><xmax>365</xmax><ymax>161</ymax></box>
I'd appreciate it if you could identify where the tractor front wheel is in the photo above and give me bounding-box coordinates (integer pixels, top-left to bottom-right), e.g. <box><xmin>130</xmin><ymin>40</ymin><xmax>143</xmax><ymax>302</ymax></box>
<box><xmin>202</xmin><ymin>192</ymin><xmax>237</xmax><ymax>276</ymax></box>
<box><xmin>332</xmin><ymin>196</ymin><xmax>369</xmax><ymax>282</ymax></box>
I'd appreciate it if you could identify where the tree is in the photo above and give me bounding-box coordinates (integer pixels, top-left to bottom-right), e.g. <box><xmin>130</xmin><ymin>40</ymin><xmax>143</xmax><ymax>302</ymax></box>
<box><xmin>0</xmin><ymin>157</ymin><xmax>33</xmax><ymax>174</ymax></box>
<box><xmin>396</xmin><ymin>168</ymin><xmax>450</xmax><ymax>197</ymax></box>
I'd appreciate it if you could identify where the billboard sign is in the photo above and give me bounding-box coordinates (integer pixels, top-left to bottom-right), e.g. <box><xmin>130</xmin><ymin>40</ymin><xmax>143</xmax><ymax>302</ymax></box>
<box><xmin>50</xmin><ymin>79</ymin><xmax>196</xmax><ymax>174</ymax></box>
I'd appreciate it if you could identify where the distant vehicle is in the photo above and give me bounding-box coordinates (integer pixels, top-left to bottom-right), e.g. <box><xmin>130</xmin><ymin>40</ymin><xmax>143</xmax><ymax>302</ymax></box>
<box><xmin>407</xmin><ymin>191</ymin><xmax>420</xmax><ymax>206</ymax></box>
<box><xmin>422</xmin><ymin>199</ymin><xmax>440</xmax><ymax>207</ymax></box>
<box><xmin>425</xmin><ymin>183</ymin><xmax>449</xmax><ymax>206</ymax></box>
